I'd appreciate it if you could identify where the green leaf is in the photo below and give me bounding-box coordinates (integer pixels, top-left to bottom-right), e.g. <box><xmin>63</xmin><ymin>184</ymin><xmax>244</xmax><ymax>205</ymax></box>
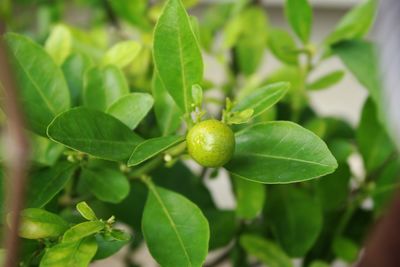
<box><xmin>226</xmin><ymin>121</ymin><xmax>337</xmax><ymax>184</ymax></box>
<box><xmin>26</xmin><ymin>162</ymin><xmax>76</xmax><ymax>208</ymax></box>
<box><xmin>285</xmin><ymin>0</ymin><xmax>312</xmax><ymax>43</ymax></box>
<box><xmin>357</xmin><ymin>98</ymin><xmax>394</xmax><ymax>172</ymax></box>
<box><xmin>234</xmin><ymin>175</ymin><xmax>265</xmax><ymax>220</ymax></box>
<box><xmin>101</xmin><ymin>41</ymin><xmax>141</xmax><ymax>69</ymax></box>
<box><xmin>153</xmin><ymin>0</ymin><xmax>203</xmax><ymax>114</ymax></box>
<box><xmin>268</xmin><ymin>28</ymin><xmax>298</xmax><ymax>65</ymax></box>
<box><xmin>81</xmin><ymin>167</ymin><xmax>130</xmax><ymax>203</ymax></box>
<box><xmin>4</xmin><ymin>33</ymin><xmax>70</xmax><ymax>136</ymax></box>
<box><xmin>233</xmin><ymin>82</ymin><xmax>290</xmax><ymax>119</ymax></box>
<box><xmin>40</xmin><ymin>237</ymin><xmax>98</xmax><ymax>267</ymax></box>
<box><xmin>76</xmin><ymin>202</ymin><xmax>97</xmax><ymax>221</ymax></box>
<box><xmin>307</xmin><ymin>70</ymin><xmax>345</xmax><ymax>91</ymax></box>
<box><xmin>109</xmin><ymin>0</ymin><xmax>149</xmax><ymax>28</ymax></box>
<box><xmin>325</xmin><ymin>0</ymin><xmax>377</xmax><ymax>45</ymax></box>
<box><xmin>47</xmin><ymin>107</ymin><xmax>143</xmax><ymax>161</ymax></box>
<box><xmin>240</xmin><ymin>235</ymin><xmax>293</xmax><ymax>267</ymax></box>
<box><xmin>142</xmin><ymin>184</ymin><xmax>209</xmax><ymax>267</ymax></box>
<box><xmin>191</xmin><ymin>84</ymin><xmax>203</xmax><ymax>107</ymax></box>
<box><xmin>310</xmin><ymin>261</ymin><xmax>330</xmax><ymax>267</ymax></box>
<box><xmin>204</xmin><ymin>209</ymin><xmax>236</xmax><ymax>250</ymax></box>
<box><xmin>128</xmin><ymin>135</ymin><xmax>184</xmax><ymax>166</ymax></box>
<box><xmin>44</xmin><ymin>24</ymin><xmax>72</xmax><ymax>65</ymax></box>
<box><xmin>30</xmin><ymin>133</ymin><xmax>65</xmax><ymax>166</ymax></box>
<box><xmin>63</xmin><ymin>221</ymin><xmax>105</xmax><ymax>242</ymax></box>
<box><xmin>107</xmin><ymin>93</ymin><xmax>154</xmax><ymax>129</ymax></box>
<box><xmin>15</xmin><ymin>208</ymin><xmax>68</xmax><ymax>239</ymax></box>
<box><xmin>94</xmin><ymin>232</ymin><xmax>130</xmax><ymax>260</ymax></box>
<box><xmin>152</xmin><ymin>71</ymin><xmax>182</xmax><ymax>135</ymax></box>
<box><xmin>332</xmin><ymin>237</ymin><xmax>360</xmax><ymax>263</ymax></box>
<box><xmin>83</xmin><ymin>66</ymin><xmax>129</xmax><ymax>112</ymax></box>
<box><xmin>266</xmin><ymin>185</ymin><xmax>323</xmax><ymax>256</ymax></box>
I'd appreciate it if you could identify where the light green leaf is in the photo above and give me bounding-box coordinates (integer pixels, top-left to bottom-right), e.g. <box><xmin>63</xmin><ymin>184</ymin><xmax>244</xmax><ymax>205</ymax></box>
<box><xmin>240</xmin><ymin>235</ymin><xmax>293</xmax><ymax>267</ymax></box>
<box><xmin>153</xmin><ymin>0</ymin><xmax>203</xmax><ymax>114</ymax></box>
<box><xmin>4</xmin><ymin>33</ymin><xmax>70</xmax><ymax>136</ymax></box>
<box><xmin>101</xmin><ymin>41</ymin><xmax>141</xmax><ymax>69</ymax></box>
<box><xmin>15</xmin><ymin>208</ymin><xmax>68</xmax><ymax>239</ymax></box>
<box><xmin>76</xmin><ymin>202</ymin><xmax>97</xmax><ymax>221</ymax></box>
<box><xmin>109</xmin><ymin>0</ymin><xmax>149</xmax><ymax>28</ymax></box>
<box><xmin>45</xmin><ymin>24</ymin><xmax>72</xmax><ymax>65</ymax></box>
<box><xmin>142</xmin><ymin>184</ymin><xmax>209</xmax><ymax>267</ymax></box>
<box><xmin>268</xmin><ymin>28</ymin><xmax>298</xmax><ymax>65</ymax></box>
<box><xmin>30</xmin><ymin>133</ymin><xmax>65</xmax><ymax>166</ymax></box>
<box><xmin>63</xmin><ymin>221</ymin><xmax>105</xmax><ymax>243</ymax></box>
<box><xmin>307</xmin><ymin>70</ymin><xmax>345</xmax><ymax>91</ymax></box>
<box><xmin>47</xmin><ymin>107</ymin><xmax>143</xmax><ymax>161</ymax></box>
<box><xmin>107</xmin><ymin>93</ymin><xmax>154</xmax><ymax>129</ymax></box>
<box><xmin>191</xmin><ymin>84</ymin><xmax>203</xmax><ymax>107</ymax></box>
<box><xmin>325</xmin><ymin>0</ymin><xmax>377</xmax><ymax>45</ymax></box>
<box><xmin>81</xmin><ymin>167</ymin><xmax>130</xmax><ymax>203</ymax></box>
<box><xmin>26</xmin><ymin>162</ymin><xmax>76</xmax><ymax>208</ymax></box>
<box><xmin>233</xmin><ymin>82</ymin><xmax>290</xmax><ymax>119</ymax></box>
<box><xmin>152</xmin><ymin>71</ymin><xmax>182</xmax><ymax>136</ymax></box>
<box><xmin>40</xmin><ymin>237</ymin><xmax>98</xmax><ymax>267</ymax></box>
<box><xmin>128</xmin><ymin>135</ymin><xmax>184</xmax><ymax>166</ymax></box>
<box><xmin>266</xmin><ymin>185</ymin><xmax>323</xmax><ymax>257</ymax></box>
<box><xmin>234</xmin><ymin>175</ymin><xmax>265</xmax><ymax>220</ymax></box>
<box><xmin>285</xmin><ymin>0</ymin><xmax>312</xmax><ymax>43</ymax></box>
<box><xmin>333</xmin><ymin>237</ymin><xmax>360</xmax><ymax>263</ymax></box>
<box><xmin>226</xmin><ymin>121</ymin><xmax>337</xmax><ymax>184</ymax></box>
<box><xmin>83</xmin><ymin>66</ymin><xmax>129</xmax><ymax>112</ymax></box>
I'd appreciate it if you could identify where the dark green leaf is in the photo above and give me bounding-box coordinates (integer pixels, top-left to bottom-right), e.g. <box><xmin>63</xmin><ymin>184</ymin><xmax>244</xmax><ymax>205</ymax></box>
<box><xmin>268</xmin><ymin>28</ymin><xmax>298</xmax><ymax>65</ymax></box>
<box><xmin>63</xmin><ymin>221</ymin><xmax>105</xmax><ymax>242</ymax></box>
<box><xmin>234</xmin><ymin>176</ymin><xmax>265</xmax><ymax>220</ymax></box>
<box><xmin>226</xmin><ymin>121</ymin><xmax>338</xmax><ymax>184</ymax></box>
<box><xmin>307</xmin><ymin>70</ymin><xmax>345</xmax><ymax>91</ymax></box>
<box><xmin>285</xmin><ymin>0</ymin><xmax>312</xmax><ymax>43</ymax></box>
<box><xmin>205</xmin><ymin>209</ymin><xmax>237</xmax><ymax>250</ymax></box>
<box><xmin>94</xmin><ymin>232</ymin><xmax>130</xmax><ymax>260</ymax></box>
<box><xmin>47</xmin><ymin>107</ymin><xmax>143</xmax><ymax>161</ymax></box>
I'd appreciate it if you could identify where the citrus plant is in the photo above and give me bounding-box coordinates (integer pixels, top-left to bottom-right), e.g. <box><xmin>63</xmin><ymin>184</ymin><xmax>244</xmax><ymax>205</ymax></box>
<box><xmin>0</xmin><ymin>0</ymin><xmax>396</xmax><ymax>266</ymax></box>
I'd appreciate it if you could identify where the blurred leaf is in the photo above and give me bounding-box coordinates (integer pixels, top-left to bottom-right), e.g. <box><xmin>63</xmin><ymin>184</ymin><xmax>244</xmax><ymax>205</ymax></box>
<box><xmin>204</xmin><ymin>209</ymin><xmax>237</xmax><ymax>250</ymax></box>
<box><xmin>109</xmin><ymin>0</ymin><xmax>149</xmax><ymax>29</ymax></box>
<box><xmin>47</xmin><ymin>107</ymin><xmax>143</xmax><ymax>161</ymax></box>
<box><xmin>4</xmin><ymin>33</ymin><xmax>70</xmax><ymax>136</ymax></box>
<box><xmin>63</xmin><ymin>221</ymin><xmax>105</xmax><ymax>242</ymax></box>
<box><xmin>268</xmin><ymin>28</ymin><xmax>298</xmax><ymax>65</ymax></box>
<box><xmin>328</xmin><ymin>139</ymin><xmax>354</xmax><ymax>163</ymax></box>
<box><xmin>45</xmin><ymin>24</ymin><xmax>72</xmax><ymax>65</ymax></box>
<box><xmin>307</xmin><ymin>70</ymin><xmax>345</xmax><ymax>91</ymax></box>
<box><xmin>310</xmin><ymin>261</ymin><xmax>330</xmax><ymax>267</ymax></box>
<box><xmin>128</xmin><ymin>135</ymin><xmax>184</xmax><ymax>166</ymax></box>
<box><xmin>234</xmin><ymin>176</ymin><xmax>265</xmax><ymax>220</ymax></box>
<box><xmin>107</xmin><ymin>93</ymin><xmax>154</xmax><ymax>129</ymax></box>
<box><xmin>77</xmin><ymin>202</ymin><xmax>97</xmax><ymax>221</ymax></box>
<box><xmin>142</xmin><ymin>184</ymin><xmax>209</xmax><ymax>267</ymax></box>
<box><xmin>94</xmin><ymin>232</ymin><xmax>130</xmax><ymax>260</ymax></box>
<box><xmin>101</xmin><ymin>41</ymin><xmax>141</xmax><ymax>69</ymax></box>
<box><xmin>240</xmin><ymin>235</ymin><xmax>293</xmax><ymax>267</ymax></box>
<box><xmin>332</xmin><ymin>236</ymin><xmax>360</xmax><ymax>263</ymax></box>
<box><xmin>30</xmin><ymin>133</ymin><xmax>65</xmax><ymax>166</ymax></box>
<box><xmin>285</xmin><ymin>0</ymin><xmax>312</xmax><ymax>43</ymax></box>
<box><xmin>226</xmin><ymin>122</ymin><xmax>337</xmax><ymax>184</ymax></box>
<box><xmin>191</xmin><ymin>84</ymin><xmax>203</xmax><ymax>107</ymax></box>
<box><xmin>153</xmin><ymin>0</ymin><xmax>203</xmax><ymax>114</ymax></box>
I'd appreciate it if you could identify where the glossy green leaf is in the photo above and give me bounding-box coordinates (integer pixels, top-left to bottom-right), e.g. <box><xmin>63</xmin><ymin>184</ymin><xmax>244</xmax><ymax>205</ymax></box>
<box><xmin>357</xmin><ymin>99</ymin><xmax>394</xmax><ymax>172</ymax></box>
<box><xmin>325</xmin><ymin>0</ymin><xmax>377</xmax><ymax>45</ymax></box>
<box><xmin>83</xmin><ymin>66</ymin><xmax>129</xmax><ymax>112</ymax></box>
<box><xmin>152</xmin><ymin>71</ymin><xmax>182</xmax><ymax>135</ymax></box>
<box><xmin>4</xmin><ymin>33</ymin><xmax>70</xmax><ymax>136</ymax></box>
<box><xmin>40</xmin><ymin>237</ymin><xmax>98</xmax><ymax>267</ymax></box>
<box><xmin>128</xmin><ymin>135</ymin><xmax>184</xmax><ymax>166</ymax></box>
<box><xmin>94</xmin><ymin>232</ymin><xmax>130</xmax><ymax>260</ymax></box>
<box><xmin>204</xmin><ymin>209</ymin><xmax>236</xmax><ymax>250</ymax></box>
<box><xmin>226</xmin><ymin>121</ymin><xmax>337</xmax><ymax>184</ymax></box>
<box><xmin>266</xmin><ymin>185</ymin><xmax>323</xmax><ymax>256</ymax></box>
<box><xmin>16</xmin><ymin>208</ymin><xmax>68</xmax><ymax>239</ymax></box>
<box><xmin>268</xmin><ymin>28</ymin><xmax>298</xmax><ymax>65</ymax></box>
<box><xmin>47</xmin><ymin>107</ymin><xmax>143</xmax><ymax>161</ymax></box>
<box><xmin>101</xmin><ymin>41</ymin><xmax>141</xmax><ymax>69</ymax></box>
<box><xmin>76</xmin><ymin>202</ymin><xmax>97</xmax><ymax>221</ymax></box>
<box><xmin>285</xmin><ymin>0</ymin><xmax>312</xmax><ymax>43</ymax></box>
<box><xmin>307</xmin><ymin>70</ymin><xmax>345</xmax><ymax>91</ymax></box>
<box><xmin>81</xmin><ymin>167</ymin><xmax>130</xmax><ymax>203</ymax></box>
<box><xmin>63</xmin><ymin>221</ymin><xmax>105</xmax><ymax>242</ymax></box>
<box><xmin>44</xmin><ymin>24</ymin><xmax>72</xmax><ymax>65</ymax></box>
<box><xmin>30</xmin><ymin>133</ymin><xmax>65</xmax><ymax>166</ymax></box>
<box><xmin>142</xmin><ymin>184</ymin><xmax>209</xmax><ymax>267</ymax></box>
<box><xmin>233</xmin><ymin>82</ymin><xmax>290</xmax><ymax>119</ymax></box>
<box><xmin>240</xmin><ymin>235</ymin><xmax>293</xmax><ymax>267</ymax></box>
<box><xmin>26</xmin><ymin>162</ymin><xmax>76</xmax><ymax>208</ymax></box>
<box><xmin>234</xmin><ymin>175</ymin><xmax>265</xmax><ymax>220</ymax></box>
<box><xmin>107</xmin><ymin>93</ymin><xmax>154</xmax><ymax>129</ymax></box>
<box><xmin>153</xmin><ymin>0</ymin><xmax>203</xmax><ymax>114</ymax></box>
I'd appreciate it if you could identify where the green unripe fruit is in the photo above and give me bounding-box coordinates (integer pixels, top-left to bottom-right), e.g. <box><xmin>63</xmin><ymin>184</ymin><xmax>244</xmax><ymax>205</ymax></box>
<box><xmin>186</xmin><ymin>120</ymin><xmax>235</xmax><ymax>167</ymax></box>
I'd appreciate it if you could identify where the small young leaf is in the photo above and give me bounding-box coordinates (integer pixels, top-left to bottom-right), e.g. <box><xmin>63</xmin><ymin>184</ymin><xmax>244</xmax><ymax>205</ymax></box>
<box><xmin>101</xmin><ymin>41</ymin><xmax>141</xmax><ymax>69</ymax></box>
<box><xmin>40</xmin><ymin>237</ymin><xmax>98</xmax><ymax>267</ymax></box>
<box><xmin>63</xmin><ymin>221</ymin><xmax>105</xmax><ymax>243</ymax></box>
<box><xmin>107</xmin><ymin>93</ymin><xmax>154</xmax><ymax>129</ymax></box>
<box><xmin>285</xmin><ymin>0</ymin><xmax>313</xmax><ymax>43</ymax></box>
<box><xmin>153</xmin><ymin>0</ymin><xmax>203</xmax><ymax>114</ymax></box>
<box><xmin>47</xmin><ymin>107</ymin><xmax>143</xmax><ymax>161</ymax></box>
<box><xmin>44</xmin><ymin>24</ymin><xmax>72</xmax><ymax>65</ymax></box>
<box><xmin>240</xmin><ymin>235</ymin><xmax>293</xmax><ymax>267</ymax></box>
<box><xmin>142</xmin><ymin>184</ymin><xmax>209</xmax><ymax>267</ymax></box>
<box><xmin>76</xmin><ymin>202</ymin><xmax>97</xmax><ymax>221</ymax></box>
<box><xmin>226</xmin><ymin>122</ymin><xmax>337</xmax><ymax>184</ymax></box>
<box><xmin>80</xmin><ymin>167</ymin><xmax>130</xmax><ymax>204</ymax></box>
<box><xmin>268</xmin><ymin>28</ymin><xmax>298</xmax><ymax>65</ymax></box>
<box><xmin>228</xmin><ymin>109</ymin><xmax>254</xmax><ymax>125</ymax></box>
<box><xmin>307</xmin><ymin>70</ymin><xmax>345</xmax><ymax>91</ymax></box>
<box><xmin>234</xmin><ymin>175</ymin><xmax>265</xmax><ymax>220</ymax></box>
<box><xmin>128</xmin><ymin>135</ymin><xmax>185</xmax><ymax>166</ymax></box>
<box><xmin>191</xmin><ymin>84</ymin><xmax>203</xmax><ymax>107</ymax></box>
